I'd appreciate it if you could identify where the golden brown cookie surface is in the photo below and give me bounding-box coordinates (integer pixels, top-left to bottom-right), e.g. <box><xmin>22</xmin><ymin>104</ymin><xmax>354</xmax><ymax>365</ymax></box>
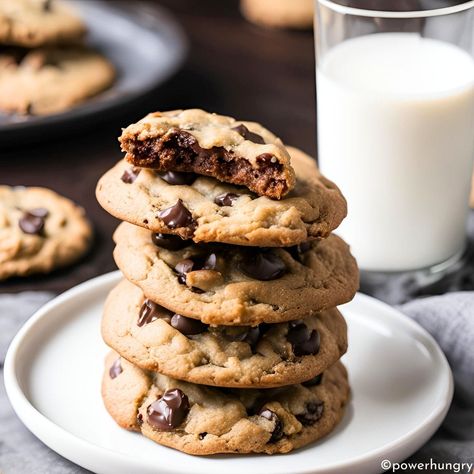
<box><xmin>102</xmin><ymin>279</ymin><xmax>348</xmax><ymax>388</ymax></box>
<box><xmin>102</xmin><ymin>352</ymin><xmax>350</xmax><ymax>455</ymax></box>
<box><xmin>97</xmin><ymin>146</ymin><xmax>347</xmax><ymax>247</ymax></box>
<box><xmin>0</xmin><ymin>186</ymin><xmax>92</xmax><ymax>280</ymax></box>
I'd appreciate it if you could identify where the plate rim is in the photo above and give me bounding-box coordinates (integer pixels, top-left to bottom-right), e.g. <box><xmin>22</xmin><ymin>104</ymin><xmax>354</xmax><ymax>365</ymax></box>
<box><xmin>4</xmin><ymin>271</ymin><xmax>454</xmax><ymax>474</ymax></box>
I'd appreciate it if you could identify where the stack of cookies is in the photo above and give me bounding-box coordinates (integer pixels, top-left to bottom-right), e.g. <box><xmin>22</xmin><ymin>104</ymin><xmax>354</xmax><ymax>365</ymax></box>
<box><xmin>0</xmin><ymin>0</ymin><xmax>115</xmax><ymax>115</ymax></box>
<box><xmin>96</xmin><ymin>109</ymin><xmax>359</xmax><ymax>455</ymax></box>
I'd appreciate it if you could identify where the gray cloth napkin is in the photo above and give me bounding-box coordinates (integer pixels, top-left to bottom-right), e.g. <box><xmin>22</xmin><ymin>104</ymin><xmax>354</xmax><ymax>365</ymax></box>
<box><xmin>400</xmin><ymin>293</ymin><xmax>474</xmax><ymax>471</ymax></box>
<box><xmin>0</xmin><ymin>292</ymin><xmax>90</xmax><ymax>474</ymax></box>
<box><xmin>1</xmin><ymin>291</ymin><xmax>473</xmax><ymax>474</ymax></box>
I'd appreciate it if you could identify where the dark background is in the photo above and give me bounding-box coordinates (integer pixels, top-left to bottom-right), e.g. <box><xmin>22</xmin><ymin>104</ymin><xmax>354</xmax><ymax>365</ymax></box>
<box><xmin>0</xmin><ymin>0</ymin><xmax>317</xmax><ymax>294</ymax></box>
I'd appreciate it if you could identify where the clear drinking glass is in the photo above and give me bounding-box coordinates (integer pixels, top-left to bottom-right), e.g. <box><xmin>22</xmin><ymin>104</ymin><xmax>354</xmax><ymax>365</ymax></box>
<box><xmin>314</xmin><ymin>1</ymin><xmax>474</xmax><ymax>274</ymax></box>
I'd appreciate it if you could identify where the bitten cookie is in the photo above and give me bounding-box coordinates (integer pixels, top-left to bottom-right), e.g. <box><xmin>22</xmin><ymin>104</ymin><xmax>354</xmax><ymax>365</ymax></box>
<box><xmin>120</xmin><ymin>109</ymin><xmax>296</xmax><ymax>199</ymax></box>
<box><xmin>102</xmin><ymin>352</ymin><xmax>350</xmax><ymax>455</ymax></box>
<box><xmin>0</xmin><ymin>0</ymin><xmax>86</xmax><ymax>47</ymax></box>
<box><xmin>112</xmin><ymin>222</ymin><xmax>359</xmax><ymax>326</ymax></box>
<box><xmin>0</xmin><ymin>46</ymin><xmax>115</xmax><ymax>115</ymax></box>
<box><xmin>102</xmin><ymin>280</ymin><xmax>348</xmax><ymax>388</ymax></box>
<box><xmin>241</xmin><ymin>0</ymin><xmax>314</xmax><ymax>30</ymax></box>
<box><xmin>96</xmin><ymin>146</ymin><xmax>347</xmax><ymax>247</ymax></box>
<box><xmin>0</xmin><ymin>186</ymin><xmax>92</xmax><ymax>280</ymax></box>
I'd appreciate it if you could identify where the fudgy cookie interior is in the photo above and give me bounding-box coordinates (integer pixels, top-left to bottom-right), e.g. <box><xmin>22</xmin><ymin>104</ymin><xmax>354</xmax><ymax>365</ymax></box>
<box><xmin>123</xmin><ymin>128</ymin><xmax>290</xmax><ymax>199</ymax></box>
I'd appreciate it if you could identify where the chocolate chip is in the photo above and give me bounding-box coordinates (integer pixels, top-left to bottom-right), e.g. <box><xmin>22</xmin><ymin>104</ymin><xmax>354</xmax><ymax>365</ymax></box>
<box><xmin>158</xmin><ymin>199</ymin><xmax>194</xmax><ymax>229</ymax></box>
<box><xmin>198</xmin><ymin>432</ymin><xmax>207</xmax><ymax>440</ymax></box>
<box><xmin>121</xmin><ymin>167</ymin><xmax>140</xmax><ymax>184</ymax></box>
<box><xmin>151</xmin><ymin>233</ymin><xmax>190</xmax><ymax>250</ymax></box>
<box><xmin>239</xmin><ymin>251</ymin><xmax>286</xmax><ymax>281</ymax></box>
<box><xmin>147</xmin><ymin>388</ymin><xmax>190</xmax><ymax>431</ymax></box>
<box><xmin>233</xmin><ymin>124</ymin><xmax>265</xmax><ymax>145</ymax></box>
<box><xmin>43</xmin><ymin>0</ymin><xmax>52</xmax><ymax>11</ymax></box>
<box><xmin>296</xmin><ymin>401</ymin><xmax>324</xmax><ymax>426</ymax></box>
<box><xmin>214</xmin><ymin>192</ymin><xmax>240</xmax><ymax>207</ymax></box>
<box><xmin>175</xmin><ymin>259</ymin><xmax>195</xmax><ymax>284</ymax></box>
<box><xmin>298</xmin><ymin>241</ymin><xmax>312</xmax><ymax>253</ymax></box>
<box><xmin>138</xmin><ymin>299</ymin><xmax>163</xmax><ymax>327</ymax></box>
<box><xmin>224</xmin><ymin>325</ymin><xmax>262</xmax><ymax>352</ymax></box>
<box><xmin>288</xmin><ymin>241</ymin><xmax>312</xmax><ymax>262</ymax></box>
<box><xmin>259</xmin><ymin>408</ymin><xmax>283</xmax><ymax>442</ymax></box>
<box><xmin>171</xmin><ymin>314</ymin><xmax>207</xmax><ymax>335</ymax></box>
<box><xmin>137</xmin><ymin>413</ymin><xmax>144</xmax><ymax>425</ymax></box>
<box><xmin>19</xmin><ymin>212</ymin><xmax>45</xmax><ymax>235</ymax></box>
<box><xmin>302</xmin><ymin>373</ymin><xmax>323</xmax><ymax>387</ymax></box>
<box><xmin>28</xmin><ymin>208</ymin><xmax>49</xmax><ymax>218</ymax></box>
<box><xmin>287</xmin><ymin>323</ymin><xmax>320</xmax><ymax>357</ymax></box>
<box><xmin>175</xmin><ymin>253</ymin><xmax>217</xmax><ymax>285</ymax></box>
<box><xmin>158</xmin><ymin>171</ymin><xmax>196</xmax><ymax>185</ymax></box>
<box><xmin>109</xmin><ymin>358</ymin><xmax>122</xmax><ymax>379</ymax></box>
<box><xmin>202</xmin><ymin>253</ymin><xmax>217</xmax><ymax>270</ymax></box>
<box><xmin>256</xmin><ymin>153</ymin><xmax>279</xmax><ymax>167</ymax></box>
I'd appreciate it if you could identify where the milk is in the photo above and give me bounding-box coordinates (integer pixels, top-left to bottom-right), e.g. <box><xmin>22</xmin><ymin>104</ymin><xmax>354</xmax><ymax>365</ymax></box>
<box><xmin>317</xmin><ymin>33</ymin><xmax>474</xmax><ymax>271</ymax></box>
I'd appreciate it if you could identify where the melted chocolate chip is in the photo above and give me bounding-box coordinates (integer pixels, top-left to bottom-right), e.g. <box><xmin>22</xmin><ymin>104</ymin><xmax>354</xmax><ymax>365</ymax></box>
<box><xmin>259</xmin><ymin>408</ymin><xmax>284</xmax><ymax>442</ymax></box>
<box><xmin>226</xmin><ymin>326</ymin><xmax>261</xmax><ymax>352</ymax></box>
<box><xmin>43</xmin><ymin>0</ymin><xmax>52</xmax><ymax>12</ymax></box>
<box><xmin>287</xmin><ymin>323</ymin><xmax>320</xmax><ymax>357</ymax></box>
<box><xmin>158</xmin><ymin>199</ymin><xmax>194</xmax><ymax>229</ymax></box>
<box><xmin>171</xmin><ymin>314</ymin><xmax>207</xmax><ymax>335</ymax></box>
<box><xmin>302</xmin><ymin>373</ymin><xmax>323</xmax><ymax>387</ymax></box>
<box><xmin>137</xmin><ymin>413</ymin><xmax>144</xmax><ymax>425</ymax></box>
<box><xmin>239</xmin><ymin>251</ymin><xmax>286</xmax><ymax>281</ymax></box>
<box><xmin>175</xmin><ymin>253</ymin><xmax>217</xmax><ymax>285</ymax></box>
<box><xmin>175</xmin><ymin>259</ymin><xmax>195</xmax><ymax>284</ymax></box>
<box><xmin>256</xmin><ymin>153</ymin><xmax>279</xmax><ymax>167</ymax></box>
<box><xmin>232</xmin><ymin>124</ymin><xmax>265</xmax><ymax>145</ymax></box>
<box><xmin>202</xmin><ymin>253</ymin><xmax>217</xmax><ymax>270</ymax></box>
<box><xmin>28</xmin><ymin>208</ymin><xmax>49</xmax><ymax>218</ymax></box>
<box><xmin>158</xmin><ymin>171</ymin><xmax>196</xmax><ymax>185</ymax></box>
<box><xmin>214</xmin><ymin>192</ymin><xmax>240</xmax><ymax>207</ymax></box>
<box><xmin>198</xmin><ymin>432</ymin><xmax>207</xmax><ymax>440</ymax></box>
<box><xmin>138</xmin><ymin>299</ymin><xmax>163</xmax><ymax>327</ymax></box>
<box><xmin>288</xmin><ymin>241</ymin><xmax>312</xmax><ymax>262</ymax></box>
<box><xmin>151</xmin><ymin>233</ymin><xmax>190</xmax><ymax>250</ymax></box>
<box><xmin>121</xmin><ymin>167</ymin><xmax>140</xmax><ymax>184</ymax></box>
<box><xmin>147</xmin><ymin>389</ymin><xmax>190</xmax><ymax>431</ymax></box>
<box><xmin>19</xmin><ymin>212</ymin><xmax>45</xmax><ymax>235</ymax></box>
<box><xmin>109</xmin><ymin>358</ymin><xmax>122</xmax><ymax>379</ymax></box>
<box><xmin>296</xmin><ymin>401</ymin><xmax>324</xmax><ymax>426</ymax></box>
<box><xmin>298</xmin><ymin>241</ymin><xmax>312</xmax><ymax>253</ymax></box>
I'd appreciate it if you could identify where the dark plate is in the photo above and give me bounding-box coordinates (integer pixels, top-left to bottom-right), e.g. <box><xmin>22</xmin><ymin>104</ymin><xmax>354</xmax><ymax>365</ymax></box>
<box><xmin>0</xmin><ymin>0</ymin><xmax>187</xmax><ymax>144</ymax></box>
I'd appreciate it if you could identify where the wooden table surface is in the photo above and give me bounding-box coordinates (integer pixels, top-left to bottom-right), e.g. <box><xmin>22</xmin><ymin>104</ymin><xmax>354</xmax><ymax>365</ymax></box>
<box><xmin>0</xmin><ymin>0</ymin><xmax>316</xmax><ymax>294</ymax></box>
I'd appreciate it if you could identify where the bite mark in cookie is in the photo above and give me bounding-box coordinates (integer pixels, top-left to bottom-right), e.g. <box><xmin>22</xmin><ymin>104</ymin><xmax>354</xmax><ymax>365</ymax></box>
<box><xmin>96</xmin><ymin>146</ymin><xmax>347</xmax><ymax>247</ymax></box>
<box><xmin>119</xmin><ymin>109</ymin><xmax>296</xmax><ymax>199</ymax></box>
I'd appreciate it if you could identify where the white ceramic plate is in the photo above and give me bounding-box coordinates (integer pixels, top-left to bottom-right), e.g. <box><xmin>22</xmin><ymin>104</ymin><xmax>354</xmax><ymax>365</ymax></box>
<box><xmin>4</xmin><ymin>271</ymin><xmax>453</xmax><ymax>474</ymax></box>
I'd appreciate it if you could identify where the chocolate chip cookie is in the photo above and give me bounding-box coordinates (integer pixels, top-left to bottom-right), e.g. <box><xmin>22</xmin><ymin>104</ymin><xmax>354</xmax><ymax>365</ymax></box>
<box><xmin>0</xmin><ymin>186</ymin><xmax>92</xmax><ymax>280</ymax></box>
<box><xmin>120</xmin><ymin>109</ymin><xmax>296</xmax><ymax>199</ymax></box>
<box><xmin>102</xmin><ymin>280</ymin><xmax>348</xmax><ymax>388</ymax></box>
<box><xmin>112</xmin><ymin>221</ymin><xmax>358</xmax><ymax>326</ymax></box>
<box><xmin>0</xmin><ymin>46</ymin><xmax>115</xmax><ymax>115</ymax></box>
<box><xmin>241</xmin><ymin>0</ymin><xmax>314</xmax><ymax>30</ymax></box>
<box><xmin>0</xmin><ymin>0</ymin><xmax>86</xmax><ymax>47</ymax></box>
<box><xmin>102</xmin><ymin>351</ymin><xmax>350</xmax><ymax>455</ymax></box>
<box><xmin>96</xmin><ymin>146</ymin><xmax>347</xmax><ymax>247</ymax></box>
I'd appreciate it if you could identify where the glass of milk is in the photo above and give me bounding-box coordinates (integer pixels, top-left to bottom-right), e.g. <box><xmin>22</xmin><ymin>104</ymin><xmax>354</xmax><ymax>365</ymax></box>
<box><xmin>315</xmin><ymin>0</ymin><xmax>474</xmax><ymax>274</ymax></box>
